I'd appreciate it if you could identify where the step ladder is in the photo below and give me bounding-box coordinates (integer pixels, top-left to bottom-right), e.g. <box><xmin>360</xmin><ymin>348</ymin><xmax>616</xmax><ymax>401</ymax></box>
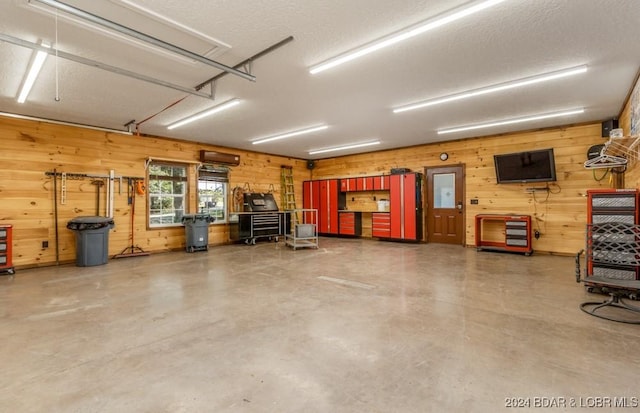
<box><xmin>280</xmin><ymin>165</ymin><xmax>297</xmax><ymax>211</ymax></box>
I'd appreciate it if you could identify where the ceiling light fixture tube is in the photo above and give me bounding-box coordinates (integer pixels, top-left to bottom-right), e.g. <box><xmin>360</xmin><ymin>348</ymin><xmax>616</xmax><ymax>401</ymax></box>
<box><xmin>309</xmin><ymin>0</ymin><xmax>505</xmax><ymax>75</ymax></box>
<box><xmin>252</xmin><ymin>125</ymin><xmax>329</xmax><ymax>145</ymax></box>
<box><xmin>17</xmin><ymin>43</ymin><xmax>50</xmax><ymax>103</ymax></box>
<box><xmin>437</xmin><ymin>108</ymin><xmax>584</xmax><ymax>135</ymax></box>
<box><xmin>394</xmin><ymin>65</ymin><xmax>588</xmax><ymax>113</ymax></box>
<box><xmin>167</xmin><ymin>98</ymin><xmax>240</xmax><ymax>130</ymax></box>
<box><xmin>308</xmin><ymin>140</ymin><xmax>381</xmax><ymax>155</ymax></box>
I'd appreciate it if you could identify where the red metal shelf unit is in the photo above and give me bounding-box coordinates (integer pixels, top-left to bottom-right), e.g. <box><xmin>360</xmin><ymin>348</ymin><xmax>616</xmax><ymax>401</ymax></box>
<box><xmin>475</xmin><ymin>214</ymin><xmax>532</xmax><ymax>255</ymax></box>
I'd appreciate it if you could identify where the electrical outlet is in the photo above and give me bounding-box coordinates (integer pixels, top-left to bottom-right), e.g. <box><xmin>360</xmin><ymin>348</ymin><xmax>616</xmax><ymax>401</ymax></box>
<box><xmin>42</xmin><ymin>240</ymin><xmax>48</xmax><ymax>248</ymax></box>
<box><xmin>470</xmin><ymin>199</ymin><xmax>479</xmax><ymax>205</ymax></box>
<box><xmin>534</xmin><ymin>230</ymin><xmax>541</xmax><ymax>239</ymax></box>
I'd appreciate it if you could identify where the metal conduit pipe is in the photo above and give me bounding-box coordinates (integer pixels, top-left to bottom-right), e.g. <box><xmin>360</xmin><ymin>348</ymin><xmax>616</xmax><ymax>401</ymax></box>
<box><xmin>195</xmin><ymin>36</ymin><xmax>295</xmax><ymax>91</ymax></box>
<box><xmin>31</xmin><ymin>0</ymin><xmax>256</xmax><ymax>82</ymax></box>
<box><xmin>0</xmin><ymin>111</ymin><xmax>133</xmax><ymax>135</ymax></box>
<box><xmin>0</xmin><ymin>33</ymin><xmax>215</xmax><ymax>100</ymax></box>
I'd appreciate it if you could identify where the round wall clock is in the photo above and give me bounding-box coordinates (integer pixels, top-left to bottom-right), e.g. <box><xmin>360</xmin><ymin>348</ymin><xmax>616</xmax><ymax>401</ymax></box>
<box><xmin>439</xmin><ymin>152</ymin><xmax>449</xmax><ymax>161</ymax></box>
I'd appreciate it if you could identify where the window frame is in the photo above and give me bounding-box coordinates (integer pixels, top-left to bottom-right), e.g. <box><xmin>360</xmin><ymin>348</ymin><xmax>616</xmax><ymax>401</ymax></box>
<box><xmin>147</xmin><ymin>161</ymin><xmax>189</xmax><ymax>228</ymax></box>
<box><xmin>197</xmin><ymin>165</ymin><xmax>229</xmax><ymax>224</ymax></box>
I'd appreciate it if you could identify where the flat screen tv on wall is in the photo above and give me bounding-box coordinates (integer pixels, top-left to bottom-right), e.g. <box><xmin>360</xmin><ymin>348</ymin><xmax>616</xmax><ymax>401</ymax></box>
<box><xmin>493</xmin><ymin>148</ymin><xmax>557</xmax><ymax>184</ymax></box>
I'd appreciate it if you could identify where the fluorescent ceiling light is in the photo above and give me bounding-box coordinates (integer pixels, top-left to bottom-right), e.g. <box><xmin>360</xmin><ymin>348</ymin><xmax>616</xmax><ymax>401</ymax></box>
<box><xmin>309</xmin><ymin>0</ymin><xmax>505</xmax><ymax>74</ymax></box>
<box><xmin>17</xmin><ymin>43</ymin><xmax>50</xmax><ymax>103</ymax></box>
<box><xmin>167</xmin><ymin>99</ymin><xmax>240</xmax><ymax>130</ymax></box>
<box><xmin>309</xmin><ymin>141</ymin><xmax>381</xmax><ymax>155</ymax></box>
<box><xmin>252</xmin><ymin>125</ymin><xmax>328</xmax><ymax>145</ymax></box>
<box><xmin>394</xmin><ymin>65</ymin><xmax>588</xmax><ymax>113</ymax></box>
<box><xmin>438</xmin><ymin>108</ymin><xmax>585</xmax><ymax>135</ymax></box>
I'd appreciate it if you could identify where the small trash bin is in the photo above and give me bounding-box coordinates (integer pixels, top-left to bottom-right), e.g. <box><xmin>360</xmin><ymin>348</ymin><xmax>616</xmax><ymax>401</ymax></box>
<box><xmin>182</xmin><ymin>214</ymin><xmax>215</xmax><ymax>252</ymax></box>
<box><xmin>66</xmin><ymin>216</ymin><xmax>114</xmax><ymax>266</ymax></box>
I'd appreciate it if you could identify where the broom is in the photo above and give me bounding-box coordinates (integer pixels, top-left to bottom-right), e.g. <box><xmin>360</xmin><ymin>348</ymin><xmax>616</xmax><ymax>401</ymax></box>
<box><xmin>114</xmin><ymin>178</ymin><xmax>150</xmax><ymax>258</ymax></box>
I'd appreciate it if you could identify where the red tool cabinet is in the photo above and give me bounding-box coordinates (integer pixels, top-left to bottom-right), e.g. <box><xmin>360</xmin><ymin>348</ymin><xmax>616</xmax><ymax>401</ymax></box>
<box><xmin>338</xmin><ymin>211</ymin><xmax>362</xmax><ymax>236</ymax></box>
<box><xmin>303</xmin><ymin>179</ymin><xmax>343</xmax><ymax>235</ymax></box>
<box><xmin>586</xmin><ymin>189</ymin><xmax>640</xmax><ymax>280</ymax></box>
<box><xmin>0</xmin><ymin>225</ymin><xmax>14</xmax><ymax>275</ymax></box>
<box><xmin>389</xmin><ymin>173</ymin><xmax>423</xmax><ymax>241</ymax></box>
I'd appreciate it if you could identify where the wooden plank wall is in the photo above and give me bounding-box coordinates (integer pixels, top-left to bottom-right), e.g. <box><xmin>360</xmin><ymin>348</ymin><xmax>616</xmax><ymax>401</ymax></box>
<box><xmin>618</xmin><ymin>75</ymin><xmax>640</xmax><ymax>187</ymax></box>
<box><xmin>310</xmin><ymin>123</ymin><xmax>611</xmax><ymax>255</ymax></box>
<box><xmin>0</xmin><ymin>116</ymin><xmax>310</xmax><ymax>268</ymax></box>
<box><xmin>0</xmin><ymin>115</ymin><xmax>623</xmax><ymax>266</ymax></box>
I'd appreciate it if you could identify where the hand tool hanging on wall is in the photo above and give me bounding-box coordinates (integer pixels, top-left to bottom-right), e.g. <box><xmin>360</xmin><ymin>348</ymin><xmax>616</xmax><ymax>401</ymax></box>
<box><xmin>46</xmin><ymin>170</ymin><xmax>144</xmax><ymax>215</ymax></box>
<box><xmin>107</xmin><ymin>170</ymin><xmax>115</xmax><ymax>218</ymax></box>
<box><xmin>52</xmin><ymin>168</ymin><xmax>59</xmax><ymax>265</ymax></box>
<box><xmin>127</xmin><ymin>177</ymin><xmax>132</xmax><ymax>205</ymax></box>
<box><xmin>114</xmin><ymin>178</ymin><xmax>149</xmax><ymax>259</ymax></box>
<box><xmin>60</xmin><ymin>172</ymin><xmax>67</xmax><ymax>205</ymax></box>
<box><xmin>136</xmin><ymin>180</ymin><xmax>145</xmax><ymax>195</ymax></box>
<box><xmin>91</xmin><ymin>180</ymin><xmax>104</xmax><ymax>216</ymax></box>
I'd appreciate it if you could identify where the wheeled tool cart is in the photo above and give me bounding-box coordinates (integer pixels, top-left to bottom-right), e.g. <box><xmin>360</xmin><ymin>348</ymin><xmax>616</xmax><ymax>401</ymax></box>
<box><xmin>285</xmin><ymin>209</ymin><xmax>318</xmax><ymax>250</ymax></box>
<box><xmin>229</xmin><ymin>192</ymin><xmax>290</xmax><ymax>245</ymax></box>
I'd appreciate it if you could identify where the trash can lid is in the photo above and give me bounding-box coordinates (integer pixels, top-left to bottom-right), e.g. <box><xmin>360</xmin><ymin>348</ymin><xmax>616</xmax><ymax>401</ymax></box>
<box><xmin>66</xmin><ymin>216</ymin><xmax>115</xmax><ymax>230</ymax></box>
<box><xmin>68</xmin><ymin>216</ymin><xmax>115</xmax><ymax>224</ymax></box>
<box><xmin>181</xmin><ymin>214</ymin><xmax>215</xmax><ymax>223</ymax></box>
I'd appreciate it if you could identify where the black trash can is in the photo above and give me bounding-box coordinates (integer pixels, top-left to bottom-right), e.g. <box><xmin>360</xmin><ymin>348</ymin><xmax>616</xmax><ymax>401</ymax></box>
<box><xmin>66</xmin><ymin>216</ymin><xmax>115</xmax><ymax>266</ymax></box>
<box><xmin>182</xmin><ymin>214</ymin><xmax>214</xmax><ymax>252</ymax></box>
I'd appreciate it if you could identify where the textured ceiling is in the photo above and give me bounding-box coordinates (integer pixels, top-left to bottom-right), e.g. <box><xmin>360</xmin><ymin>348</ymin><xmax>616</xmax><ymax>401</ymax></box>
<box><xmin>0</xmin><ymin>0</ymin><xmax>639</xmax><ymax>159</ymax></box>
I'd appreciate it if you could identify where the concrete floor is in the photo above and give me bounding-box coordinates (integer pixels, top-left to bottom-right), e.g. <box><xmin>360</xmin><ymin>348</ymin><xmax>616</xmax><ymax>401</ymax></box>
<box><xmin>1</xmin><ymin>238</ymin><xmax>639</xmax><ymax>412</ymax></box>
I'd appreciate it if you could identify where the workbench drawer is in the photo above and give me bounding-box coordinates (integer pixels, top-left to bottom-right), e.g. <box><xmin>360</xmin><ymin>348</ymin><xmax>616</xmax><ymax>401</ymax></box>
<box><xmin>339</xmin><ymin>212</ymin><xmax>361</xmax><ymax>236</ymax></box>
<box><xmin>372</xmin><ymin>213</ymin><xmax>391</xmax><ymax>237</ymax></box>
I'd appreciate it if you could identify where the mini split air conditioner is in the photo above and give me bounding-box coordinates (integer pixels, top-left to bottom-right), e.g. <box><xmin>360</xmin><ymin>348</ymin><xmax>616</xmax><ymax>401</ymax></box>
<box><xmin>199</xmin><ymin>150</ymin><xmax>240</xmax><ymax>166</ymax></box>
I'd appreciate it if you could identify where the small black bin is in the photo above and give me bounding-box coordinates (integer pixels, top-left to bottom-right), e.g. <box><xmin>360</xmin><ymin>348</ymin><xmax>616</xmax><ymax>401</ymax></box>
<box><xmin>67</xmin><ymin>216</ymin><xmax>114</xmax><ymax>266</ymax></box>
<box><xmin>182</xmin><ymin>214</ymin><xmax>214</xmax><ymax>252</ymax></box>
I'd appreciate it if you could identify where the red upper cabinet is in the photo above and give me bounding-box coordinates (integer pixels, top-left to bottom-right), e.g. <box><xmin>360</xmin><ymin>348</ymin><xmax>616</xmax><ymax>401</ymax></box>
<box><xmin>373</xmin><ymin>175</ymin><xmax>390</xmax><ymax>190</ymax></box>
<box><xmin>341</xmin><ymin>176</ymin><xmax>384</xmax><ymax>192</ymax></box>
<box><xmin>340</xmin><ymin>178</ymin><xmax>357</xmax><ymax>192</ymax></box>
<box><xmin>355</xmin><ymin>177</ymin><xmax>375</xmax><ymax>191</ymax></box>
<box><xmin>389</xmin><ymin>173</ymin><xmax>423</xmax><ymax>241</ymax></box>
<box><xmin>364</xmin><ymin>177</ymin><xmax>374</xmax><ymax>191</ymax></box>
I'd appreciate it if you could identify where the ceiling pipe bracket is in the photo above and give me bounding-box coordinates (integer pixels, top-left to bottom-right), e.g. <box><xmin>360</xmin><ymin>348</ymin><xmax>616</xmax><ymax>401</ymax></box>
<box><xmin>209</xmin><ymin>81</ymin><xmax>217</xmax><ymax>99</ymax></box>
<box><xmin>194</xmin><ymin>36</ymin><xmax>294</xmax><ymax>92</ymax></box>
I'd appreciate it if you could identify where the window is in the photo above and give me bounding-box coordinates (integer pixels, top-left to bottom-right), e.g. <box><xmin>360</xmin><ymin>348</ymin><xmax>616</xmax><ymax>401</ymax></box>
<box><xmin>198</xmin><ymin>166</ymin><xmax>229</xmax><ymax>223</ymax></box>
<box><xmin>148</xmin><ymin>162</ymin><xmax>188</xmax><ymax>227</ymax></box>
